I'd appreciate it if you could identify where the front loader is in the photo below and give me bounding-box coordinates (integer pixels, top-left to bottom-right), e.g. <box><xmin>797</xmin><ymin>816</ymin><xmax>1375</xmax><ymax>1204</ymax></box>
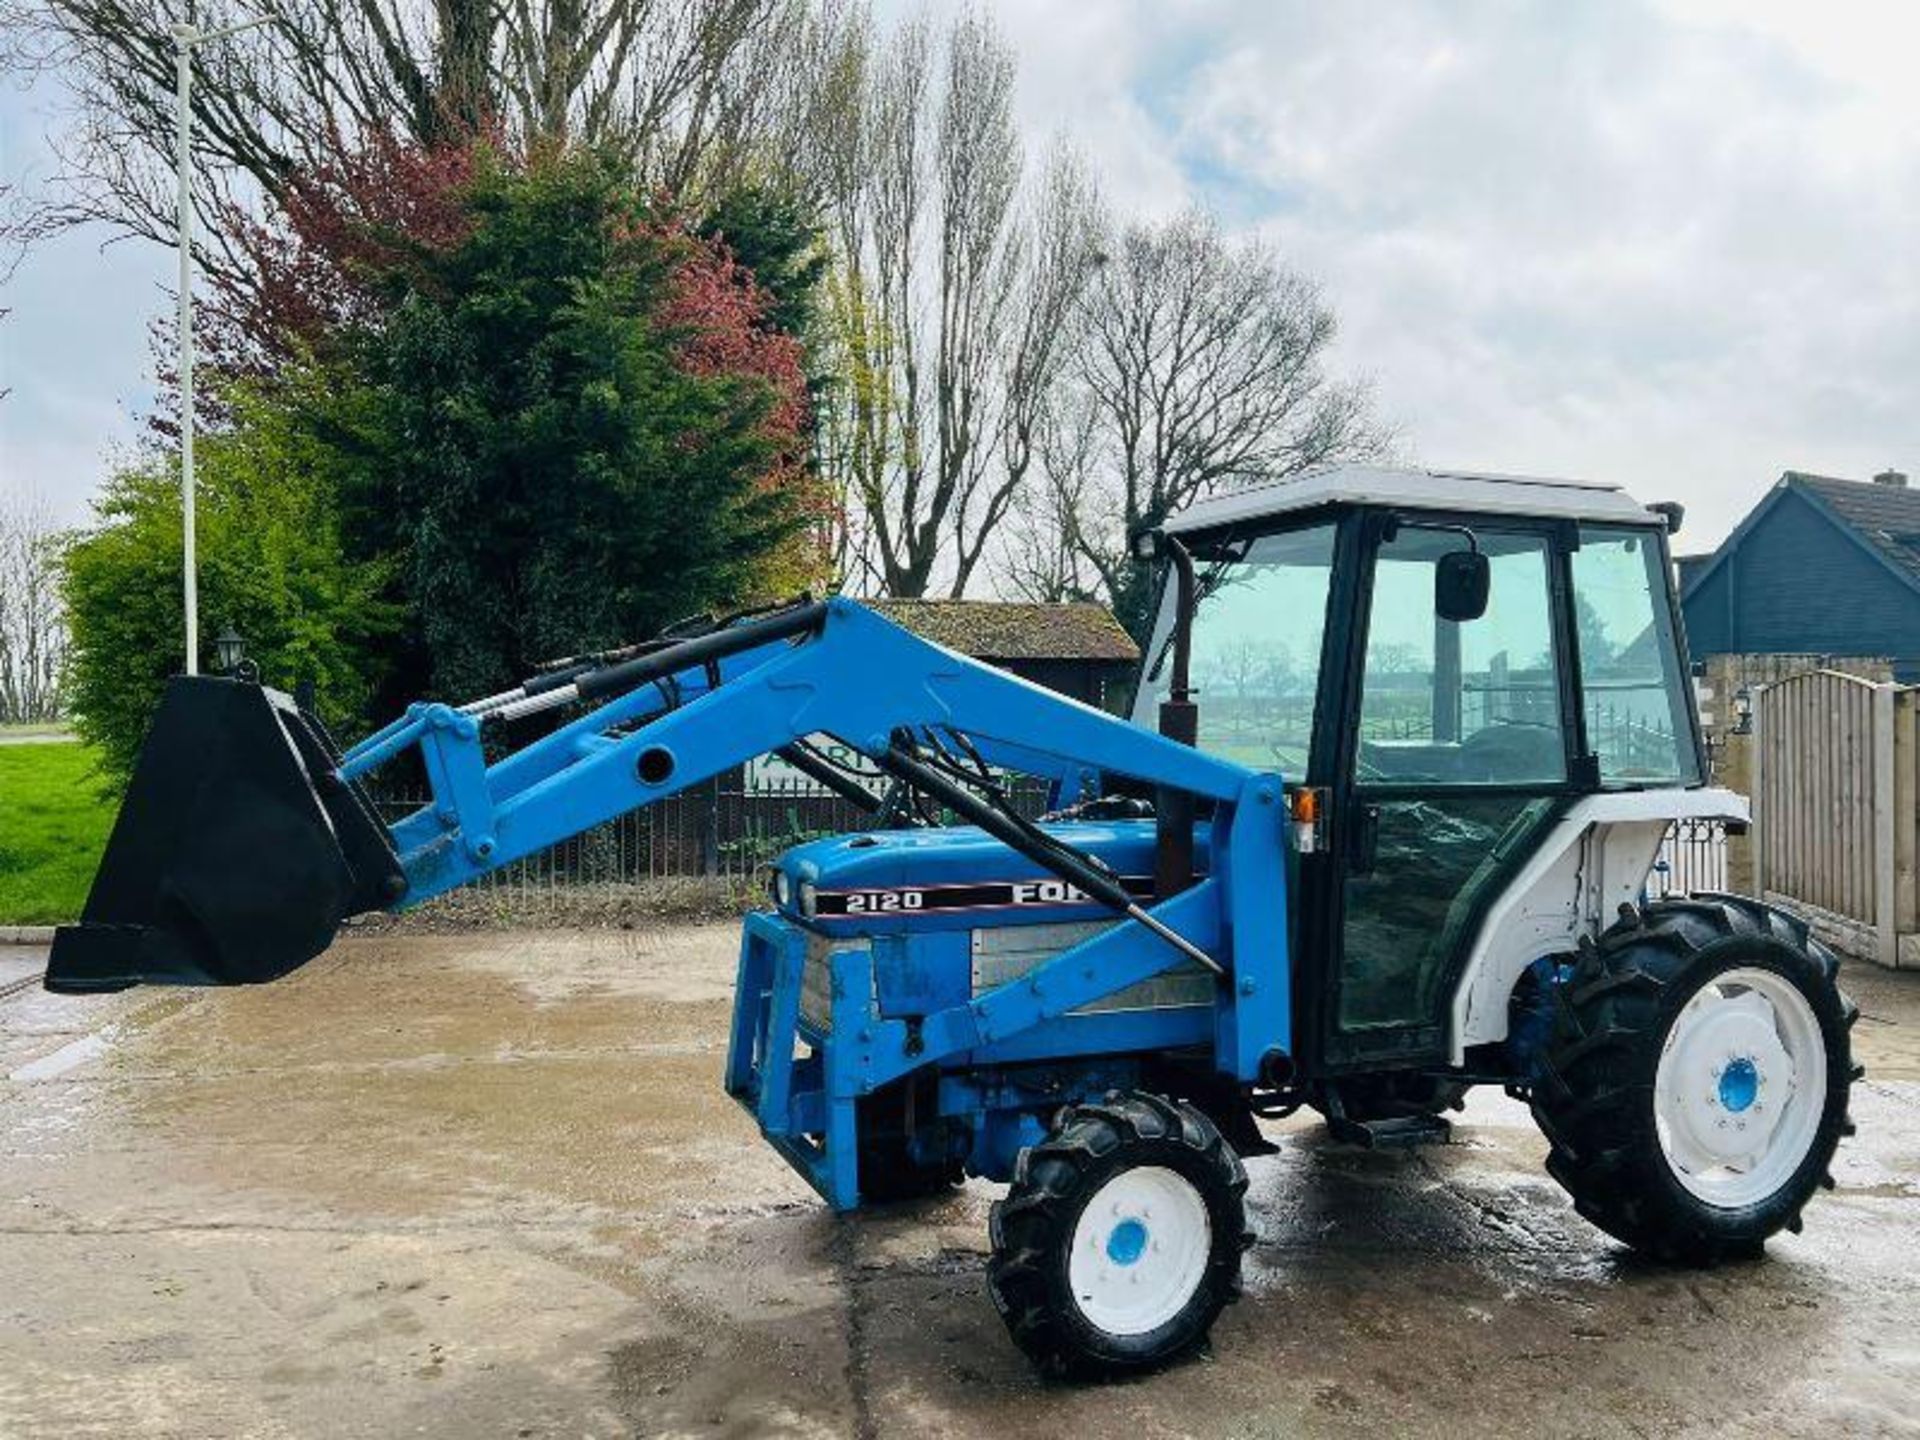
<box><xmin>49</xmin><ymin>464</ymin><xmax>1860</xmax><ymax>1377</ymax></box>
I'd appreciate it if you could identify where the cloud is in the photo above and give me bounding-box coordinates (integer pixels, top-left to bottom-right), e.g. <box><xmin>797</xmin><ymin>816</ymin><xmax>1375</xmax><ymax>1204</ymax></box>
<box><xmin>5</xmin><ymin>3</ymin><xmax>1916</xmax><ymax>548</ymax></box>
<box><xmin>978</xmin><ymin>0</ymin><xmax>1920</xmax><ymax>546</ymax></box>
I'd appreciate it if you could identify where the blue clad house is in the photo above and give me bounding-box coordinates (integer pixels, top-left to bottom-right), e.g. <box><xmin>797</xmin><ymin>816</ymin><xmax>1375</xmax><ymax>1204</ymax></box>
<box><xmin>1680</xmin><ymin>469</ymin><xmax>1920</xmax><ymax>683</ymax></box>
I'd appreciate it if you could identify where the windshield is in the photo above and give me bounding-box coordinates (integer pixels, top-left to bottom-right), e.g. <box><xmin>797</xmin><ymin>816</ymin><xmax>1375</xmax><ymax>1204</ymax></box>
<box><xmin>1132</xmin><ymin>522</ymin><xmax>1338</xmax><ymax>776</ymax></box>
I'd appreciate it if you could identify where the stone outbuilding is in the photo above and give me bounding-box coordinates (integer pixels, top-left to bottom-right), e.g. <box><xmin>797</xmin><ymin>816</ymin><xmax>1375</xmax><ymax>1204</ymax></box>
<box><xmin>864</xmin><ymin>600</ymin><xmax>1140</xmax><ymax>713</ymax></box>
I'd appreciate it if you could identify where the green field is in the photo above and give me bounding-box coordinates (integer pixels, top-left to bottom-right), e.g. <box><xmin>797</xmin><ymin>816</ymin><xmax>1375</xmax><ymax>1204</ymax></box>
<box><xmin>0</xmin><ymin>742</ymin><xmax>115</xmax><ymax>925</ymax></box>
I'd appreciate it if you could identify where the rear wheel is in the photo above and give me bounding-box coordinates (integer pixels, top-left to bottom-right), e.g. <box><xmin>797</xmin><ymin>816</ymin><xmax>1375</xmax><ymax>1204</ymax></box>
<box><xmin>1531</xmin><ymin>896</ymin><xmax>1859</xmax><ymax>1264</ymax></box>
<box><xmin>987</xmin><ymin>1092</ymin><xmax>1250</xmax><ymax>1377</ymax></box>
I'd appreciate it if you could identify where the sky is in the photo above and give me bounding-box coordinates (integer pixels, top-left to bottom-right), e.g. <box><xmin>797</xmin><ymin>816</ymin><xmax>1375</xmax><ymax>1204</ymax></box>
<box><xmin>4</xmin><ymin>0</ymin><xmax>1917</xmax><ymax>552</ymax></box>
<box><xmin>1</xmin><ymin>61</ymin><xmax>172</xmax><ymax>528</ymax></box>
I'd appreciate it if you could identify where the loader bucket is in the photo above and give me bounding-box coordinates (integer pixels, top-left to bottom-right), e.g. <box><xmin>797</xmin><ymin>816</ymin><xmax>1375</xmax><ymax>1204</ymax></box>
<box><xmin>45</xmin><ymin>677</ymin><xmax>406</xmax><ymax>994</ymax></box>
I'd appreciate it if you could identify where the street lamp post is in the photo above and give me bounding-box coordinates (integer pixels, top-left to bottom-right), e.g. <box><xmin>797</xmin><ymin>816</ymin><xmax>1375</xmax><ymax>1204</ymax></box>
<box><xmin>171</xmin><ymin>13</ymin><xmax>270</xmax><ymax>676</ymax></box>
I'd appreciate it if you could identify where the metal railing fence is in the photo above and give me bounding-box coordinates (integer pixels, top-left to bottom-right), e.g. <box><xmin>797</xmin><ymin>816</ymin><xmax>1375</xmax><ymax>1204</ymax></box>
<box><xmin>370</xmin><ymin>769</ymin><xmax>1057</xmax><ymax>893</ymax></box>
<box><xmin>1647</xmin><ymin>817</ymin><xmax>1730</xmax><ymax>899</ymax></box>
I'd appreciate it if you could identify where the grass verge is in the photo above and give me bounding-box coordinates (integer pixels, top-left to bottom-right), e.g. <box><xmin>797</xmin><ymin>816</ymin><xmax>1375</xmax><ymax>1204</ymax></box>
<box><xmin>0</xmin><ymin>742</ymin><xmax>114</xmax><ymax>925</ymax></box>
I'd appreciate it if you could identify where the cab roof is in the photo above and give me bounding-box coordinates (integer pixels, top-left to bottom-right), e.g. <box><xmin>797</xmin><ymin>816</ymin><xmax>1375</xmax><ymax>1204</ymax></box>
<box><xmin>1166</xmin><ymin>464</ymin><xmax>1667</xmax><ymax>534</ymax></box>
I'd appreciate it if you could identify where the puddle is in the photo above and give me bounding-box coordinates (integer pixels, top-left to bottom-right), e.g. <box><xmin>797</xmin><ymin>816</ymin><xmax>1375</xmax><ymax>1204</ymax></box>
<box><xmin>9</xmin><ymin>1027</ymin><xmax>117</xmax><ymax>1082</ymax></box>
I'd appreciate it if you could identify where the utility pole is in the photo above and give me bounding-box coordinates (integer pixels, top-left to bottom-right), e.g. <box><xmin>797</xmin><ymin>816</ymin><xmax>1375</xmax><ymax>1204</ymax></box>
<box><xmin>171</xmin><ymin>12</ymin><xmax>271</xmax><ymax>675</ymax></box>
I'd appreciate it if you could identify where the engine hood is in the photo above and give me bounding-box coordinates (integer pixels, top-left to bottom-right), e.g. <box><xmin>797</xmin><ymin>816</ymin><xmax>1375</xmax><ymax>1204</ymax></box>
<box><xmin>770</xmin><ymin>820</ymin><xmax>1212</xmax><ymax>933</ymax></box>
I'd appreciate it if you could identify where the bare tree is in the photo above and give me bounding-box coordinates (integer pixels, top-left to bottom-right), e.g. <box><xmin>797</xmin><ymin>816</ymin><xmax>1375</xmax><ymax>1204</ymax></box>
<box><xmin>1</xmin><ymin>0</ymin><xmax>813</xmax><ymax>286</ymax></box>
<box><xmin>998</xmin><ymin>381</ymin><xmax>1102</xmax><ymax>602</ymax></box>
<box><xmin>972</xmin><ymin>141</ymin><xmax>1101</xmax><ymax>592</ymax></box>
<box><xmin>814</xmin><ymin>6</ymin><xmax>1094</xmax><ymax>598</ymax></box>
<box><xmin>820</xmin><ymin>7</ymin><xmax>1018</xmax><ymax>597</ymax></box>
<box><xmin>0</xmin><ymin>179</ymin><xmax>40</xmax><ymax>401</ymax></box>
<box><xmin>0</xmin><ymin>486</ymin><xmax>68</xmax><ymax>723</ymax></box>
<box><xmin>1024</xmin><ymin>209</ymin><xmax>1386</xmax><ymax>633</ymax></box>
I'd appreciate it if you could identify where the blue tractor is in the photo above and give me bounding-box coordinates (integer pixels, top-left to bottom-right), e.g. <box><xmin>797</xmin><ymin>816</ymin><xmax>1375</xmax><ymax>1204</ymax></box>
<box><xmin>49</xmin><ymin>466</ymin><xmax>1860</xmax><ymax>1376</ymax></box>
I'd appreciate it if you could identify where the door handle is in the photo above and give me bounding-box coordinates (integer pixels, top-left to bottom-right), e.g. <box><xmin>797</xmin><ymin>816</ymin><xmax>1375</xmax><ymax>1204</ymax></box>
<box><xmin>1349</xmin><ymin>802</ymin><xmax>1382</xmax><ymax>876</ymax></box>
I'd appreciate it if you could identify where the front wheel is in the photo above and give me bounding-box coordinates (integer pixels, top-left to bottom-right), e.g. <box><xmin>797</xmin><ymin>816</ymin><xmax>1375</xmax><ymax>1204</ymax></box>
<box><xmin>987</xmin><ymin>1092</ymin><xmax>1250</xmax><ymax>1377</ymax></box>
<box><xmin>1532</xmin><ymin>896</ymin><xmax>1859</xmax><ymax>1264</ymax></box>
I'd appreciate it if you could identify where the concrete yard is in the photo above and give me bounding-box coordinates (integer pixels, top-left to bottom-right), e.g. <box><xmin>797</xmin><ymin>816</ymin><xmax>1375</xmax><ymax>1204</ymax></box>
<box><xmin>2</xmin><ymin>927</ymin><xmax>1917</xmax><ymax>1439</ymax></box>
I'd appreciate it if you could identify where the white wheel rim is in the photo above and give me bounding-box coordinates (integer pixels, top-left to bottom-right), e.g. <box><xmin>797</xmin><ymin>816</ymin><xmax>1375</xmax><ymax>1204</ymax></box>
<box><xmin>1067</xmin><ymin>1165</ymin><xmax>1212</xmax><ymax>1337</ymax></box>
<box><xmin>1653</xmin><ymin>965</ymin><xmax>1827</xmax><ymax>1209</ymax></box>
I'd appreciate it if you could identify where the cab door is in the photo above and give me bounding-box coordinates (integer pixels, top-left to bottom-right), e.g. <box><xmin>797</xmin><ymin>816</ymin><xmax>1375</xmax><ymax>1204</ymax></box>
<box><xmin>1317</xmin><ymin>515</ymin><xmax>1581</xmax><ymax>1070</ymax></box>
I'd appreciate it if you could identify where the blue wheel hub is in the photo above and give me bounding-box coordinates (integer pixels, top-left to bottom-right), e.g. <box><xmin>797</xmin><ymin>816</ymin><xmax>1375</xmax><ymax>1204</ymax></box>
<box><xmin>1718</xmin><ymin>1056</ymin><xmax>1759</xmax><ymax>1113</ymax></box>
<box><xmin>1105</xmin><ymin>1217</ymin><xmax>1149</xmax><ymax>1266</ymax></box>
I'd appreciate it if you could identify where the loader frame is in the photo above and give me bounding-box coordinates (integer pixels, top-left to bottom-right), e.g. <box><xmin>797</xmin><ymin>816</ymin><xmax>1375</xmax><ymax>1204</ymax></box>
<box><xmin>344</xmin><ymin>598</ymin><xmax>1292</xmax><ymax>1211</ymax></box>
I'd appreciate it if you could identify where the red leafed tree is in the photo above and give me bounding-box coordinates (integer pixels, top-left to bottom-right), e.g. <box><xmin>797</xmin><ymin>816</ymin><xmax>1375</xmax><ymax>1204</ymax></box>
<box><xmin>150</xmin><ymin>135</ymin><xmax>484</xmax><ymax>442</ymax></box>
<box><xmin>204</xmin><ymin>134</ymin><xmax>486</xmax><ymax>381</ymax></box>
<box><xmin>173</xmin><ymin>135</ymin><xmax>833</xmax><ymax>591</ymax></box>
<box><xmin>656</xmin><ymin>225</ymin><xmax>836</xmax><ymax>586</ymax></box>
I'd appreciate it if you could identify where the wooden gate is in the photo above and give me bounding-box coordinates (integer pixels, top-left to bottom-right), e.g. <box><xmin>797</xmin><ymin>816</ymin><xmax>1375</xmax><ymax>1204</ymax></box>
<box><xmin>1752</xmin><ymin>670</ymin><xmax>1919</xmax><ymax>966</ymax></box>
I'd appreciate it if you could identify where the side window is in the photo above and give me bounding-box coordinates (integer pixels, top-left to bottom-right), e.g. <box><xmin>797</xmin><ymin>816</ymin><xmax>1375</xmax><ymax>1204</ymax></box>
<box><xmin>1135</xmin><ymin>523</ymin><xmax>1337</xmax><ymax>776</ymax></box>
<box><xmin>1573</xmin><ymin>527</ymin><xmax>1701</xmax><ymax>785</ymax></box>
<box><xmin>1356</xmin><ymin>529</ymin><xmax>1567</xmax><ymax>785</ymax></box>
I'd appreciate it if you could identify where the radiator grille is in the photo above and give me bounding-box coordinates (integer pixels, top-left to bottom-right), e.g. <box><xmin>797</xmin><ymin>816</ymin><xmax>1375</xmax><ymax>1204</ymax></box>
<box><xmin>801</xmin><ymin>933</ymin><xmax>866</xmax><ymax>1032</ymax></box>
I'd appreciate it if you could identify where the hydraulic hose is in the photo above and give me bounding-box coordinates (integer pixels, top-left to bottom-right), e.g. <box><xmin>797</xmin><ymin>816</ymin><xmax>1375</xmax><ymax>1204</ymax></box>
<box><xmin>486</xmin><ymin>600</ymin><xmax>830</xmax><ymax>723</ymax></box>
<box><xmin>461</xmin><ymin>595</ymin><xmax>823</xmax><ymax>721</ymax></box>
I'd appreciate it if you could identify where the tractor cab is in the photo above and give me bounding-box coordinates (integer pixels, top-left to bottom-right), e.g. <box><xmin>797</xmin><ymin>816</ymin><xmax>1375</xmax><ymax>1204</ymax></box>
<box><xmin>1135</xmin><ymin>467</ymin><xmax>1705</xmax><ymax>1072</ymax></box>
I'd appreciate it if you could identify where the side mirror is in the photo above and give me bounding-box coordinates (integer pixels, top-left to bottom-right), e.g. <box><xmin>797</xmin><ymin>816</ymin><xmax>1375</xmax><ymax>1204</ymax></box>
<box><xmin>1435</xmin><ymin>549</ymin><xmax>1490</xmax><ymax>623</ymax></box>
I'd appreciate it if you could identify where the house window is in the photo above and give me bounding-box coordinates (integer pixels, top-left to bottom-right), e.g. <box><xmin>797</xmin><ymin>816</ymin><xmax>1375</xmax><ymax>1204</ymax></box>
<box><xmin>1573</xmin><ymin>527</ymin><xmax>1700</xmax><ymax>786</ymax></box>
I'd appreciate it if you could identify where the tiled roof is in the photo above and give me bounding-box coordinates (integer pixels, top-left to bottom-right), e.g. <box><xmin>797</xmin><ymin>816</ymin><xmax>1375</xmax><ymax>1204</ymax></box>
<box><xmin>864</xmin><ymin>600</ymin><xmax>1140</xmax><ymax>662</ymax></box>
<box><xmin>1788</xmin><ymin>472</ymin><xmax>1920</xmax><ymax>589</ymax></box>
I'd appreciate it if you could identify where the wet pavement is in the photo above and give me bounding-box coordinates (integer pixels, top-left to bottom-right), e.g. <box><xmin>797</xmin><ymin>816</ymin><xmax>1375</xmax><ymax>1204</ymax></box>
<box><xmin>2</xmin><ymin>926</ymin><xmax>1916</xmax><ymax>1439</ymax></box>
<box><xmin>0</xmin><ymin>949</ymin><xmax>44</xmax><ymax>996</ymax></box>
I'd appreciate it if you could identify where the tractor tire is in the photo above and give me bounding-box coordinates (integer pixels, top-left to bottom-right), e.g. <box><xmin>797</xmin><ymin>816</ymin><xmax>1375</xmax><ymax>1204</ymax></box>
<box><xmin>1530</xmin><ymin>895</ymin><xmax>1859</xmax><ymax>1265</ymax></box>
<box><xmin>987</xmin><ymin>1091</ymin><xmax>1251</xmax><ymax>1378</ymax></box>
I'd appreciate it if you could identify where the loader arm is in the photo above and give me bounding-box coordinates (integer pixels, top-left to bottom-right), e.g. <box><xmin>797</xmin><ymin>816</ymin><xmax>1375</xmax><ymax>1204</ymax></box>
<box><xmin>374</xmin><ymin>597</ymin><xmax>1251</xmax><ymax>903</ymax></box>
<box><xmin>49</xmin><ymin>596</ymin><xmax>1290</xmax><ymax>1077</ymax></box>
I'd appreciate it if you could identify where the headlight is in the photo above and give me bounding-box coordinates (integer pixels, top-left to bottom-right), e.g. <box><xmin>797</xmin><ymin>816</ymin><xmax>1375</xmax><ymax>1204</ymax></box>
<box><xmin>773</xmin><ymin>870</ymin><xmax>793</xmax><ymax>908</ymax></box>
<box><xmin>798</xmin><ymin>880</ymin><xmax>818</xmax><ymax>918</ymax></box>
